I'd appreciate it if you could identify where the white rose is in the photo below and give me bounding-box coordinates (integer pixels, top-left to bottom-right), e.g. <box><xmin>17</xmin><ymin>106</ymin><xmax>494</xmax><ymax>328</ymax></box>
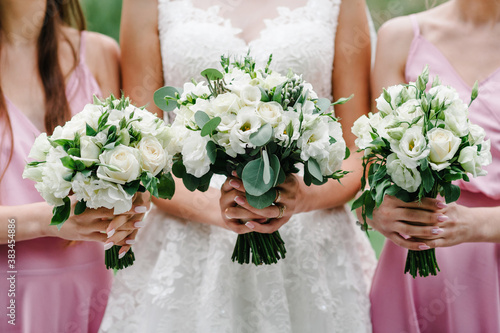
<box><xmin>255</xmin><ymin>102</ymin><xmax>283</xmax><ymax>126</ymax></box>
<box><xmin>391</xmin><ymin>126</ymin><xmax>429</xmax><ymax>168</ymax></box>
<box><xmin>22</xmin><ymin>165</ymin><xmax>43</xmax><ymax>182</ymax></box>
<box><xmin>386</xmin><ymin>153</ymin><xmax>422</xmax><ymax>193</ymax></box>
<box><xmin>458</xmin><ymin>146</ymin><xmax>487</xmax><ymax>178</ymax></box>
<box><xmin>78</xmin><ymin>136</ymin><xmax>101</xmax><ymax>167</ymax></box>
<box><xmin>443</xmin><ymin>100</ymin><xmax>469</xmax><ymax>137</ymax></box>
<box><xmin>240</xmin><ymin>85</ymin><xmax>262</xmax><ymax>106</ymax></box>
<box><xmin>211</xmin><ymin>93</ymin><xmax>243</xmax><ymax>115</ymax></box>
<box><xmin>28</xmin><ymin>133</ymin><xmax>52</xmax><ymax>161</ymax></box>
<box><xmin>97</xmin><ymin>145</ymin><xmax>141</xmax><ymax>184</ymax></box>
<box><xmin>468</xmin><ymin>123</ymin><xmax>486</xmax><ymax>145</ymax></box>
<box><xmin>427</xmin><ymin>128</ymin><xmax>461</xmax><ymax>171</ymax></box>
<box><xmin>262</xmin><ymin>72</ymin><xmax>287</xmax><ymax>89</ymax></box>
<box><xmin>478</xmin><ymin>139</ymin><xmax>492</xmax><ymax>167</ymax></box>
<box><xmin>429</xmin><ymin>85</ymin><xmax>460</xmax><ymax>105</ymax></box>
<box><xmin>137</xmin><ymin>136</ymin><xmax>167</xmax><ymax>176</ymax></box>
<box><xmin>84</xmin><ymin>179</ymin><xmax>134</xmax><ymax>214</ymax></box>
<box><xmin>182</xmin><ymin>132</ymin><xmax>211</xmax><ymax>178</ymax></box>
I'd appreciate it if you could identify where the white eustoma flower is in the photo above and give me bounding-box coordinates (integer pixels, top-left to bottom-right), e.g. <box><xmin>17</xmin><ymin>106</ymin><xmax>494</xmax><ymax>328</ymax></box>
<box><xmin>97</xmin><ymin>145</ymin><xmax>141</xmax><ymax>184</ymax></box>
<box><xmin>174</xmin><ymin>105</ymin><xmax>197</xmax><ymax>128</ymax></box>
<box><xmin>181</xmin><ymin>131</ymin><xmax>211</xmax><ymax>178</ymax></box>
<box><xmin>442</xmin><ymin>100</ymin><xmax>469</xmax><ymax>137</ymax></box>
<box><xmin>181</xmin><ymin>82</ymin><xmax>210</xmax><ymax>100</ymax></box>
<box><xmin>84</xmin><ymin>179</ymin><xmax>134</xmax><ymax>214</ymax></box>
<box><xmin>375</xmin><ymin>85</ymin><xmax>404</xmax><ymax>116</ymax></box>
<box><xmin>22</xmin><ymin>165</ymin><xmax>43</xmax><ymax>182</ymax></box>
<box><xmin>468</xmin><ymin>123</ymin><xmax>486</xmax><ymax>145</ymax></box>
<box><xmin>427</xmin><ymin>128</ymin><xmax>461</xmax><ymax>171</ymax></box>
<box><xmin>137</xmin><ymin>136</ymin><xmax>167</xmax><ymax>176</ymax></box>
<box><xmin>391</xmin><ymin>126</ymin><xmax>429</xmax><ymax>169</ymax></box>
<box><xmin>28</xmin><ymin>133</ymin><xmax>52</xmax><ymax>161</ymax></box>
<box><xmin>255</xmin><ymin>102</ymin><xmax>283</xmax><ymax>127</ymax></box>
<box><xmin>429</xmin><ymin>85</ymin><xmax>460</xmax><ymax>105</ymax></box>
<box><xmin>298</xmin><ymin>117</ymin><xmax>330</xmax><ymax>161</ymax></box>
<box><xmin>386</xmin><ymin>153</ymin><xmax>422</xmax><ymax>193</ymax></box>
<box><xmin>458</xmin><ymin>146</ymin><xmax>488</xmax><ymax>177</ymax></box>
<box><xmin>352</xmin><ymin>114</ymin><xmax>374</xmax><ymax>149</ymax></box>
<box><xmin>319</xmin><ymin>131</ymin><xmax>346</xmax><ymax>176</ymax></box>
<box><xmin>35</xmin><ymin>147</ymin><xmax>73</xmax><ymax>206</ymax></box>
<box><xmin>275</xmin><ymin>110</ymin><xmax>300</xmax><ymax>146</ymax></box>
<box><xmin>302</xmin><ymin>82</ymin><xmax>318</xmax><ymax>99</ymax></box>
<box><xmin>229</xmin><ymin>107</ymin><xmax>263</xmax><ymax>154</ymax></box>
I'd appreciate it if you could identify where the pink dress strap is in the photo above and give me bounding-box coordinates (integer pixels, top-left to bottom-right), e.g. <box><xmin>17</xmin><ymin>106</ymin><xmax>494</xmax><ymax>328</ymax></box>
<box><xmin>409</xmin><ymin>14</ymin><xmax>420</xmax><ymax>37</ymax></box>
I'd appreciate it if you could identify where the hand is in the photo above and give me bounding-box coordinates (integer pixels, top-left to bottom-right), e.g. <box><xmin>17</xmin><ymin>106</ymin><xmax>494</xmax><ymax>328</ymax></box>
<box><xmin>366</xmin><ymin>195</ymin><xmax>447</xmax><ymax>251</ymax></box>
<box><xmin>46</xmin><ymin>192</ymin><xmax>151</xmax><ymax>256</ymax></box>
<box><xmin>220</xmin><ymin>172</ymin><xmax>303</xmax><ymax>234</ymax></box>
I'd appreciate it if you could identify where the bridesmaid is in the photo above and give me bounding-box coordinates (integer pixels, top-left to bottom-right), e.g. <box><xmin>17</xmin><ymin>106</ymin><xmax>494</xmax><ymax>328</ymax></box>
<box><xmin>367</xmin><ymin>0</ymin><xmax>500</xmax><ymax>332</ymax></box>
<box><xmin>0</xmin><ymin>0</ymin><xmax>145</xmax><ymax>331</ymax></box>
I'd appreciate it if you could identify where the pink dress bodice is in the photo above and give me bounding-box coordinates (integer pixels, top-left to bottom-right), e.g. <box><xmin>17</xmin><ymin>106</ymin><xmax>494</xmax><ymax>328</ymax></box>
<box><xmin>370</xmin><ymin>15</ymin><xmax>500</xmax><ymax>333</ymax></box>
<box><xmin>0</xmin><ymin>31</ymin><xmax>113</xmax><ymax>333</ymax></box>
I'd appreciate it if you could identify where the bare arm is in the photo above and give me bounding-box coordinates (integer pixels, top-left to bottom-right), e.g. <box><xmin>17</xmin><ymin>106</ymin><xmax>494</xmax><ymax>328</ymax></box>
<box><xmin>120</xmin><ymin>0</ymin><xmax>225</xmax><ymax>228</ymax></box>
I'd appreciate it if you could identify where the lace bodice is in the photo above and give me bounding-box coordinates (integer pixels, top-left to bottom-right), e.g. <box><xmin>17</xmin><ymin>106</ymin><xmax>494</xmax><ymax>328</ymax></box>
<box><xmin>158</xmin><ymin>0</ymin><xmax>340</xmax><ymax>101</ymax></box>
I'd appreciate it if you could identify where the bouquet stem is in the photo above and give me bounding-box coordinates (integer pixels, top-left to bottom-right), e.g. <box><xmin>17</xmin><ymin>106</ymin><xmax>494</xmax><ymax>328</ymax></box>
<box><xmin>105</xmin><ymin>245</ymin><xmax>135</xmax><ymax>270</ymax></box>
<box><xmin>231</xmin><ymin>231</ymin><xmax>286</xmax><ymax>265</ymax></box>
<box><xmin>404</xmin><ymin>249</ymin><xmax>440</xmax><ymax>278</ymax></box>
<box><xmin>404</xmin><ymin>184</ymin><xmax>440</xmax><ymax>278</ymax></box>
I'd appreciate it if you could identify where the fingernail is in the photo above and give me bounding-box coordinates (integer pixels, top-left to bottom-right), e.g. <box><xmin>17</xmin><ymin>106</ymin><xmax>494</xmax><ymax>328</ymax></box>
<box><xmin>437</xmin><ymin>214</ymin><xmax>449</xmax><ymax>222</ymax></box>
<box><xmin>106</xmin><ymin>229</ymin><xmax>115</xmax><ymax>238</ymax></box>
<box><xmin>234</xmin><ymin>196</ymin><xmax>245</xmax><ymax>205</ymax></box>
<box><xmin>432</xmin><ymin>227</ymin><xmax>444</xmax><ymax>235</ymax></box>
<box><xmin>134</xmin><ymin>206</ymin><xmax>148</xmax><ymax>213</ymax></box>
<box><xmin>401</xmin><ymin>234</ymin><xmax>411</xmax><ymax>240</ymax></box>
<box><xmin>245</xmin><ymin>221</ymin><xmax>255</xmax><ymax>229</ymax></box>
<box><xmin>125</xmin><ymin>239</ymin><xmax>135</xmax><ymax>245</ymax></box>
<box><xmin>224</xmin><ymin>208</ymin><xmax>231</xmax><ymax>219</ymax></box>
<box><xmin>134</xmin><ymin>221</ymin><xmax>146</xmax><ymax>228</ymax></box>
<box><xmin>104</xmin><ymin>242</ymin><xmax>114</xmax><ymax>250</ymax></box>
<box><xmin>229</xmin><ymin>179</ymin><xmax>240</xmax><ymax>189</ymax></box>
<box><xmin>118</xmin><ymin>251</ymin><xmax>126</xmax><ymax>259</ymax></box>
<box><xmin>419</xmin><ymin>244</ymin><xmax>431</xmax><ymax>250</ymax></box>
<box><xmin>436</xmin><ymin>201</ymin><xmax>447</xmax><ymax>209</ymax></box>
<box><xmin>231</xmin><ymin>170</ymin><xmax>237</xmax><ymax>177</ymax></box>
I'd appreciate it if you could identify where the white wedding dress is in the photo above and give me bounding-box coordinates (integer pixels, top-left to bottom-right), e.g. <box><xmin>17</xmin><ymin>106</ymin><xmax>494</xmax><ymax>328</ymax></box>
<box><xmin>100</xmin><ymin>0</ymin><xmax>376</xmax><ymax>332</ymax></box>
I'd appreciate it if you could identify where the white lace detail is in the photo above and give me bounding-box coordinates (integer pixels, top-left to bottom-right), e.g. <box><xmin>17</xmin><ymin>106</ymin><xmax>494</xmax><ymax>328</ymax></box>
<box><xmin>100</xmin><ymin>1</ymin><xmax>377</xmax><ymax>332</ymax></box>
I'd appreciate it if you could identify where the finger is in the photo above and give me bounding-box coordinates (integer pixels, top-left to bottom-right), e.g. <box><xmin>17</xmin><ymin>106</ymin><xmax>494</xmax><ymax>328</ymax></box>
<box><xmin>220</xmin><ymin>188</ymin><xmax>241</xmax><ymax>209</ymax></box>
<box><xmin>116</xmin><ymin>229</ymin><xmax>138</xmax><ymax>246</ymax></box>
<box><xmin>233</xmin><ymin>195</ymin><xmax>281</xmax><ymax>219</ymax></box>
<box><xmin>395</xmin><ymin>208</ymin><xmax>444</xmax><ymax>225</ymax></box>
<box><xmin>223</xmin><ymin>219</ymin><xmax>254</xmax><ymax>234</ymax></box>
<box><xmin>106</xmin><ymin>215</ymin><xmax>131</xmax><ymax>237</ymax></box>
<box><xmin>117</xmin><ymin>245</ymin><xmax>131</xmax><ymax>259</ymax></box>
<box><xmin>244</xmin><ymin>217</ymin><xmax>288</xmax><ymax>234</ymax></box>
<box><xmin>394</xmin><ymin>197</ymin><xmax>446</xmax><ymax>211</ymax></box>
<box><xmin>87</xmin><ymin>232</ymin><xmax>108</xmax><ymax>242</ymax></box>
<box><xmin>393</xmin><ymin>221</ymin><xmax>445</xmax><ymax>238</ymax></box>
<box><xmin>224</xmin><ymin>206</ymin><xmax>268</xmax><ymax>220</ymax></box>
<box><xmin>107</xmin><ymin>228</ymin><xmax>135</xmax><ymax>246</ymax></box>
<box><xmin>387</xmin><ymin>232</ymin><xmax>432</xmax><ymax>251</ymax></box>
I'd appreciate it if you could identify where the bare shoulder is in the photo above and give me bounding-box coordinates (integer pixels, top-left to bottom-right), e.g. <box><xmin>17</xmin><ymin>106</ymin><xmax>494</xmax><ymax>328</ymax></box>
<box><xmin>84</xmin><ymin>32</ymin><xmax>121</xmax><ymax>96</ymax></box>
<box><xmin>377</xmin><ymin>15</ymin><xmax>414</xmax><ymax>47</ymax></box>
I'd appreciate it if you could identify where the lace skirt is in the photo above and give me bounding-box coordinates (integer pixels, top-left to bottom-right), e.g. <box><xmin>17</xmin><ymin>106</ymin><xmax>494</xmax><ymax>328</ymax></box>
<box><xmin>100</xmin><ymin>190</ymin><xmax>376</xmax><ymax>333</ymax></box>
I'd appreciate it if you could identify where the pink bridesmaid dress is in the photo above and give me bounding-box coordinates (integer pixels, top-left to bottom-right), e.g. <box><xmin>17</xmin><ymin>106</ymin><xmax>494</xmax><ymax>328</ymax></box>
<box><xmin>0</xmin><ymin>32</ymin><xmax>113</xmax><ymax>333</ymax></box>
<box><xmin>370</xmin><ymin>15</ymin><xmax>500</xmax><ymax>333</ymax></box>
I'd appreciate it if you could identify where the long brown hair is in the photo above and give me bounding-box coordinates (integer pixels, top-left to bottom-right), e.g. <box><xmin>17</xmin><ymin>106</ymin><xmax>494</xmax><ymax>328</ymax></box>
<box><xmin>0</xmin><ymin>0</ymin><xmax>86</xmax><ymax>184</ymax></box>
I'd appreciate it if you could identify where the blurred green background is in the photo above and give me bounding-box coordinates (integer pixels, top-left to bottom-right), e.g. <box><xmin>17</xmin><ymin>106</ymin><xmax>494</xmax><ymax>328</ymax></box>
<box><xmin>79</xmin><ymin>0</ymin><xmax>448</xmax><ymax>257</ymax></box>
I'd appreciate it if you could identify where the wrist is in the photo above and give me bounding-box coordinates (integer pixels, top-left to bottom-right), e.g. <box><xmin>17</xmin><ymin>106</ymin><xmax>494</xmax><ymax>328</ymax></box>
<box><xmin>469</xmin><ymin>207</ymin><xmax>496</xmax><ymax>243</ymax></box>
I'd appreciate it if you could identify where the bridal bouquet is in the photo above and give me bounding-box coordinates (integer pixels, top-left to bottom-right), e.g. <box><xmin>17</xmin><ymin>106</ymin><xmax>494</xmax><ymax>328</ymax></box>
<box><xmin>23</xmin><ymin>95</ymin><xmax>175</xmax><ymax>270</ymax></box>
<box><xmin>352</xmin><ymin>66</ymin><xmax>491</xmax><ymax>278</ymax></box>
<box><xmin>154</xmin><ymin>54</ymin><xmax>350</xmax><ymax>265</ymax></box>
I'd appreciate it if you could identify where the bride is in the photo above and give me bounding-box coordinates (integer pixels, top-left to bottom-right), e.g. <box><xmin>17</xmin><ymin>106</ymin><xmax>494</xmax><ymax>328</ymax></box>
<box><xmin>100</xmin><ymin>0</ymin><xmax>376</xmax><ymax>332</ymax></box>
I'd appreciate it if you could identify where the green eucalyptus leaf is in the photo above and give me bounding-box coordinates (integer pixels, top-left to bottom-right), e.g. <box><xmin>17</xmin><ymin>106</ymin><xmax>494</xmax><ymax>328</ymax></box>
<box><xmin>242</xmin><ymin>157</ymin><xmax>274</xmax><ymax>196</ymax></box>
<box><xmin>306</xmin><ymin>158</ymin><xmax>323</xmax><ymax>182</ymax></box>
<box><xmin>201</xmin><ymin>117</ymin><xmax>221</xmax><ymax>137</ymax></box>
<box><xmin>154</xmin><ymin>86</ymin><xmax>180</xmax><ymax>112</ymax></box>
<box><xmin>206</xmin><ymin>140</ymin><xmax>217</xmax><ymax>164</ymax></box>
<box><xmin>269</xmin><ymin>154</ymin><xmax>282</xmax><ymax>186</ymax></box>
<box><xmin>315</xmin><ymin>98</ymin><xmax>331</xmax><ymax>113</ymax></box>
<box><xmin>246</xmin><ymin>189</ymin><xmax>276</xmax><ymax>209</ymax></box>
<box><xmin>262</xmin><ymin>149</ymin><xmax>272</xmax><ymax>185</ymax></box>
<box><xmin>201</xmin><ymin>68</ymin><xmax>224</xmax><ymax>80</ymax></box>
<box><xmin>195</xmin><ymin>111</ymin><xmax>210</xmax><ymax>128</ymax></box>
<box><xmin>249</xmin><ymin>123</ymin><xmax>273</xmax><ymax>147</ymax></box>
